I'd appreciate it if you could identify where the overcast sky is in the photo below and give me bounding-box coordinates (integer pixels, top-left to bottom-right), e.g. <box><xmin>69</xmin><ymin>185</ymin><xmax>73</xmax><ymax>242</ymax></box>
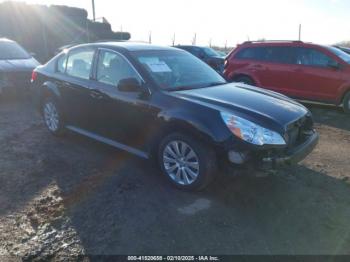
<box><xmin>3</xmin><ymin>0</ymin><xmax>350</xmax><ymax>46</ymax></box>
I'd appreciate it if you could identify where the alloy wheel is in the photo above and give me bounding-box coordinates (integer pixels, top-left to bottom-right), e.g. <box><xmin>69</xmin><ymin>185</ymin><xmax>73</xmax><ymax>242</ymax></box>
<box><xmin>43</xmin><ymin>101</ymin><xmax>59</xmax><ymax>132</ymax></box>
<box><xmin>162</xmin><ymin>140</ymin><xmax>200</xmax><ymax>185</ymax></box>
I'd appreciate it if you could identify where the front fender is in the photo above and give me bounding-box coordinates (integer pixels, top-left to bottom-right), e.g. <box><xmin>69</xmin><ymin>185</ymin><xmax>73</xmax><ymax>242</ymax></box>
<box><xmin>155</xmin><ymin>108</ymin><xmax>232</xmax><ymax>146</ymax></box>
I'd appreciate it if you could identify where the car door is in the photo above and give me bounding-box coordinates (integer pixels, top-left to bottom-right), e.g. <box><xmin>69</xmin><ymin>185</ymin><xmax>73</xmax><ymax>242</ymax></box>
<box><xmin>293</xmin><ymin>47</ymin><xmax>346</xmax><ymax>102</ymax></box>
<box><xmin>55</xmin><ymin>47</ymin><xmax>96</xmax><ymax>129</ymax></box>
<box><xmin>254</xmin><ymin>46</ymin><xmax>300</xmax><ymax>97</ymax></box>
<box><xmin>88</xmin><ymin>48</ymin><xmax>153</xmax><ymax>151</ymax></box>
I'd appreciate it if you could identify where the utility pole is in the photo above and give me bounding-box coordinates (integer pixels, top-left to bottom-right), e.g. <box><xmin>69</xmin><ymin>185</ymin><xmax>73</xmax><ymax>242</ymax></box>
<box><xmin>92</xmin><ymin>0</ymin><xmax>96</xmax><ymax>21</ymax></box>
<box><xmin>149</xmin><ymin>31</ymin><xmax>152</xmax><ymax>44</ymax></box>
<box><xmin>192</xmin><ymin>33</ymin><xmax>197</xmax><ymax>45</ymax></box>
<box><xmin>298</xmin><ymin>24</ymin><xmax>302</xmax><ymax>41</ymax></box>
<box><xmin>209</xmin><ymin>38</ymin><xmax>212</xmax><ymax>48</ymax></box>
<box><xmin>172</xmin><ymin>33</ymin><xmax>176</xmax><ymax>46</ymax></box>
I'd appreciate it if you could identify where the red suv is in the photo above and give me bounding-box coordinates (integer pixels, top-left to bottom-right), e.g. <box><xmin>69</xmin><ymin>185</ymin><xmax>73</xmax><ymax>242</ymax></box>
<box><xmin>224</xmin><ymin>41</ymin><xmax>350</xmax><ymax>113</ymax></box>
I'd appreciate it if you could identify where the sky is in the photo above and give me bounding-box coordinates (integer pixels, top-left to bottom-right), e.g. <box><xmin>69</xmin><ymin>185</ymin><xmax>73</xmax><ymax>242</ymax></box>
<box><xmin>2</xmin><ymin>0</ymin><xmax>350</xmax><ymax>47</ymax></box>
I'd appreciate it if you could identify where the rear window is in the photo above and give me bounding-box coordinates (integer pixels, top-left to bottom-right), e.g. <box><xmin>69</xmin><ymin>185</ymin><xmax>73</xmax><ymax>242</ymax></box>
<box><xmin>0</xmin><ymin>41</ymin><xmax>30</xmax><ymax>60</ymax></box>
<box><xmin>235</xmin><ymin>47</ymin><xmax>263</xmax><ymax>60</ymax></box>
<box><xmin>235</xmin><ymin>46</ymin><xmax>295</xmax><ymax>64</ymax></box>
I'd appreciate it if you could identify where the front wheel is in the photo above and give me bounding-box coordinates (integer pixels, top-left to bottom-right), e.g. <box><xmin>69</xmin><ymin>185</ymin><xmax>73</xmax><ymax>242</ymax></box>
<box><xmin>42</xmin><ymin>98</ymin><xmax>65</xmax><ymax>135</ymax></box>
<box><xmin>158</xmin><ymin>133</ymin><xmax>217</xmax><ymax>191</ymax></box>
<box><xmin>343</xmin><ymin>92</ymin><xmax>350</xmax><ymax>114</ymax></box>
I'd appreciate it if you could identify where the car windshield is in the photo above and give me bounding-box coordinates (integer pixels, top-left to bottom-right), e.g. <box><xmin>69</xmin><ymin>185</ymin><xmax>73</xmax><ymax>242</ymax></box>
<box><xmin>0</xmin><ymin>41</ymin><xmax>31</xmax><ymax>60</ymax></box>
<box><xmin>326</xmin><ymin>46</ymin><xmax>350</xmax><ymax>64</ymax></box>
<box><xmin>133</xmin><ymin>50</ymin><xmax>226</xmax><ymax>90</ymax></box>
<box><xmin>203</xmin><ymin>47</ymin><xmax>220</xmax><ymax>57</ymax></box>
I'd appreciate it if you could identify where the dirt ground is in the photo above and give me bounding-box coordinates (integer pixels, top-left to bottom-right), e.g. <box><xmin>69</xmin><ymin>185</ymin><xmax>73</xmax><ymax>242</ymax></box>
<box><xmin>0</xmin><ymin>98</ymin><xmax>350</xmax><ymax>260</ymax></box>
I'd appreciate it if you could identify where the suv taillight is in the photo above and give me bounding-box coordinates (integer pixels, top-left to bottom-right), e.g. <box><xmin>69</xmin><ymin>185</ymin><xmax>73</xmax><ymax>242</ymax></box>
<box><xmin>31</xmin><ymin>70</ymin><xmax>38</xmax><ymax>82</ymax></box>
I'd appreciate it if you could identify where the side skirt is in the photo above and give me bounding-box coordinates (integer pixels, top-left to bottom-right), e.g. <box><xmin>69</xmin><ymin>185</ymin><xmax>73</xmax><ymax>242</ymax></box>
<box><xmin>66</xmin><ymin>125</ymin><xmax>149</xmax><ymax>159</ymax></box>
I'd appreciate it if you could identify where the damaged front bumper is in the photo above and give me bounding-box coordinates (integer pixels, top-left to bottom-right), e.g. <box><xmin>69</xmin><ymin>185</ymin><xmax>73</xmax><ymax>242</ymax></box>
<box><xmin>261</xmin><ymin>131</ymin><xmax>319</xmax><ymax>169</ymax></box>
<box><xmin>225</xmin><ymin>130</ymin><xmax>319</xmax><ymax>172</ymax></box>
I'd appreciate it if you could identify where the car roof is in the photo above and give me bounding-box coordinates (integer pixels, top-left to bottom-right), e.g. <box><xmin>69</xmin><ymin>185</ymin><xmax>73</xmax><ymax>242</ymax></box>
<box><xmin>177</xmin><ymin>45</ymin><xmax>208</xmax><ymax>49</ymax></box>
<box><xmin>71</xmin><ymin>41</ymin><xmax>177</xmax><ymax>52</ymax></box>
<box><xmin>239</xmin><ymin>40</ymin><xmax>318</xmax><ymax>47</ymax></box>
<box><xmin>0</xmin><ymin>38</ymin><xmax>15</xmax><ymax>43</ymax></box>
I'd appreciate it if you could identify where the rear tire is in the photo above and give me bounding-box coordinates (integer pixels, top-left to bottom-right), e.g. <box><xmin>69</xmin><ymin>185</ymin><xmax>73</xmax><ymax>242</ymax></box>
<box><xmin>233</xmin><ymin>75</ymin><xmax>255</xmax><ymax>86</ymax></box>
<box><xmin>158</xmin><ymin>133</ymin><xmax>217</xmax><ymax>191</ymax></box>
<box><xmin>343</xmin><ymin>92</ymin><xmax>350</xmax><ymax>114</ymax></box>
<box><xmin>42</xmin><ymin>97</ymin><xmax>65</xmax><ymax>136</ymax></box>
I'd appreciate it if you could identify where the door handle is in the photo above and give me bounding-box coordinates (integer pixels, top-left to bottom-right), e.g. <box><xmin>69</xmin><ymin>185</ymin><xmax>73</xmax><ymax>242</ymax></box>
<box><xmin>90</xmin><ymin>90</ymin><xmax>103</xmax><ymax>99</ymax></box>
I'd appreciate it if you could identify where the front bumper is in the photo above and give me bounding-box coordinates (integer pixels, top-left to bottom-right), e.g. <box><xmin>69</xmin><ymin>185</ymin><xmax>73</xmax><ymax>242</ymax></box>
<box><xmin>261</xmin><ymin>131</ymin><xmax>319</xmax><ymax>169</ymax></box>
<box><xmin>224</xmin><ymin>130</ymin><xmax>319</xmax><ymax>172</ymax></box>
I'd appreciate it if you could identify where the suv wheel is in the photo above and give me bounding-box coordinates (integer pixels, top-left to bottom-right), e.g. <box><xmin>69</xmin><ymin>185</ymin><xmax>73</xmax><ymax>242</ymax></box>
<box><xmin>158</xmin><ymin>133</ymin><xmax>217</xmax><ymax>191</ymax></box>
<box><xmin>343</xmin><ymin>92</ymin><xmax>350</xmax><ymax>114</ymax></box>
<box><xmin>233</xmin><ymin>76</ymin><xmax>255</xmax><ymax>86</ymax></box>
<box><xmin>42</xmin><ymin>98</ymin><xmax>64</xmax><ymax>135</ymax></box>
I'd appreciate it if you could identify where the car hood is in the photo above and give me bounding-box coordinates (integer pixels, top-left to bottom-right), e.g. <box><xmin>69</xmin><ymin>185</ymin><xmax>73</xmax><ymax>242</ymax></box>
<box><xmin>171</xmin><ymin>83</ymin><xmax>309</xmax><ymax>132</ymax></box>
<box><xmin>208</xmin><ymin>56</ymin><xmax>225</xmax><ymax>62</ymax></box>
<box><xmin>0</xmin><ymin>57</ymin><xmax>40</xmax><ymax>72</ymax></box>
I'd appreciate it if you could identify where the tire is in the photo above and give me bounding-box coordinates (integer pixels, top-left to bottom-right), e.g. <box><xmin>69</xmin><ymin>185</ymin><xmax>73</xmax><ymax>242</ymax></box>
<box><xmin>41</xmin><ymin>97</ymin><xmax>65</xmax><ymax>135</ymax></box>
<box><xmin>233</xmin><ymin>75</ymin><xmax>255</xmax><ymax>86</ymax></box>
<box><xmin>158</xmin><ymin>132</ymin><xmax>217</xmax><ymax>191</ymax></box>
<box><xmin>343</xmin><ymin>92</ymin><xmax>350</xmax><ymax>114</ymax></box>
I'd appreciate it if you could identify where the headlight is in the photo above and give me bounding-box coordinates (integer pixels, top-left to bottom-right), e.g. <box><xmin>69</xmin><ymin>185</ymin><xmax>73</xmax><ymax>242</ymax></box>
<box><xmin>220</xmin><ymin>112</ymin><xmax>286</xmax><ymax>146</ymax></box>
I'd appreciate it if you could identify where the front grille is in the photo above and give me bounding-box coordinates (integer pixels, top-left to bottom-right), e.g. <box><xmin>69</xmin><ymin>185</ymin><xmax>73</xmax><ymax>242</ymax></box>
<box><xmin>286</xmin><ymin>114</ymin><xmax>313</xmax><ymax>149</ymax></box>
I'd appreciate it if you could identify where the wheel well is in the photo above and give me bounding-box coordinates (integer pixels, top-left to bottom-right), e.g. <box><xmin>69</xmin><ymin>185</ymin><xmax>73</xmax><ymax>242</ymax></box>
<box><xmin>341</xmin><ymin>89</ymin><xmax>350</xmax><ymax>105</ymax></box>
<box><xmin>148</xmin><ymin>122</ymin><xmax>213</xmax><ymax>159</ymax></box>
<box><xmin>39</xmin><ymin>86</ymin><xmax>58</xmax><ymax>107</ymax></box>
<box><xmin>231</xmin><ymin>74</ymin><xmax>254</xmax><ymax>83</ymax></box>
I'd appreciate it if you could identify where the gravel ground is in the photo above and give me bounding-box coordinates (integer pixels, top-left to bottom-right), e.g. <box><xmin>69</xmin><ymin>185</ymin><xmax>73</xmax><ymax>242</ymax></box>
<box><xmin>0</xmin><ymin>98</ymin><xmax>350</xmax><ymax>259</ymax></box>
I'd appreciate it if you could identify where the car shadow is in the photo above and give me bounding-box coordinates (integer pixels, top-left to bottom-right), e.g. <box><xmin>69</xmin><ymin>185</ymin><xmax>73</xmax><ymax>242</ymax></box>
<box><xmin>55</xmin><ymin>147</ymin><xmax>350</xmax><ymax>254</ymax></box>
<box><xmin>1</xmin><ymin>100</ymin><xmax>350</xmax><ymax>256</ymax></box>
<box><xmin>304</xmin><ymin>103</ymin><xmax>350</xmax><ymax>132</ymax></box>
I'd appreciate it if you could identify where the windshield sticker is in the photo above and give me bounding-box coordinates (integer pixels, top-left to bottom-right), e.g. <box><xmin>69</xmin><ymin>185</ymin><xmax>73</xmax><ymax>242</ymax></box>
<box><xmin>146</xmin><ymin>61</ymin><xmax>172</xmax><ymax>73</ymax></box>
<box><xmin>139</xmin><ymin>57</ymin><xmax>159</xmax><ymax>64</ymax></box>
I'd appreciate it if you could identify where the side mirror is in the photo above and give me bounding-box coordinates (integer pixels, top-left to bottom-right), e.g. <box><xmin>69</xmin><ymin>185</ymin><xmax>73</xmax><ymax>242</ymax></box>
<box><xmin>327</xmin><ymin>60</ymin><xmax>341</xmax><ymax>70</ymax></box>
<box><xmin>117</xmin><ymin>78</ymin><xmax>142</xmax><ymax>92</ymax></box>
<box><xmin>29</xmin><ymin>52</ymin><xmax>36</xmax><ymax>57</ymax></box>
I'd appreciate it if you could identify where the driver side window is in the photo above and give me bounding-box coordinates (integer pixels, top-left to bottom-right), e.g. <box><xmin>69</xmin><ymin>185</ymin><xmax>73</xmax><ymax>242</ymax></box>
<box><xmin>96</xmin><ymin>50</ymin><xmax>141</xmax><ymax>86</ymax></box>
